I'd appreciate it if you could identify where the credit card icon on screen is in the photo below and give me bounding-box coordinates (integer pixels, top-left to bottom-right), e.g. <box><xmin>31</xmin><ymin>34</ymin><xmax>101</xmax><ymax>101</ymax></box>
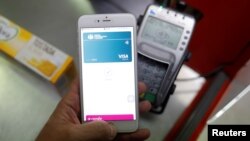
<box><xmin>83</xmin><ymin>32</ymin><xmax>132</xmax><ymax>63</ymax></box>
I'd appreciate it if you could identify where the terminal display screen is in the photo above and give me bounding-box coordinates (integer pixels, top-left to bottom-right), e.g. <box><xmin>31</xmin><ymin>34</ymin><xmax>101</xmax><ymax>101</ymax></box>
<box><xmin>141</xmin><ymin>16</ymin><xmax>184</xmax><ymax>50</ymax></box>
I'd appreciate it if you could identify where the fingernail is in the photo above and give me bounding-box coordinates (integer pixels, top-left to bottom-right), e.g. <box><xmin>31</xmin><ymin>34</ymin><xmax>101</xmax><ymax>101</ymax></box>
<box><xmin>108</xmin><ymin>123</ymin><xmax>117</xmax><ymax>140</ymax></box>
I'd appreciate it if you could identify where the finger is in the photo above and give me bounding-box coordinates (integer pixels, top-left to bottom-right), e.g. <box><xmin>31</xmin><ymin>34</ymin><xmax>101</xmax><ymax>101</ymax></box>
<box><xmin>61</xmin><ymin>92</ymin><xmax>80</xmax><ymax>110</ymax></box>
<box><xmin>60</xmin><ymin>77</ymin><xmax>80</xmax><ymax>107</ymax></box>
<box><xmin>69</xmin><ymin>77</ymin><xmax>80</xmax><ymax>95</ymax></box>
<box><xmin>73</xmin><ymin>121</ymin><xmax>117</xmax><ymax>141</ymax></box>
<box><xmin>116</xmin><ymin>128</ymin><xmax>150</xmax><ymax>141</ymax></box>
<box><xmin>58</xmin><ymin>78</ymin><xmax>81</xmax><ymax>117</ymax></box>
<box><xmin>139</xmin><ymin>100</ymin><xmax>152</xmax><ymax>113</ymax></box>
<box><xmin>138</xmin><ymin>82</ymin><xmax>147</xmax><ymax>94</ymax></box>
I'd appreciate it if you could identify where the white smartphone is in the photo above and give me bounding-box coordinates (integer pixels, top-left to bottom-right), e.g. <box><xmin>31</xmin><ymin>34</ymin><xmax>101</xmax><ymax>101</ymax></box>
<box><xmin>78</xmin><ymin>14</ymin><xmax>138</xmax><ymax>132</ymax></box>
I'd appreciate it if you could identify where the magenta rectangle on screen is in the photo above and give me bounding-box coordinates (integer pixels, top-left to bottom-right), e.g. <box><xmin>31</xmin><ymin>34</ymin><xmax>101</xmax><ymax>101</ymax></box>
<box><xmin>86</xmin><ymin>114</ymin><xmax>134</xmax><ymax>121</ymax></box>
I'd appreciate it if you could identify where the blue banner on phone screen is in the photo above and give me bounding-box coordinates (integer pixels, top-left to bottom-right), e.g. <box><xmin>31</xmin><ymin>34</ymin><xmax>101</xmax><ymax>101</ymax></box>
<box><xmin>83</xmin><ymin>32</ymin><xmax>132</xmax><ymax>63</ymax></box>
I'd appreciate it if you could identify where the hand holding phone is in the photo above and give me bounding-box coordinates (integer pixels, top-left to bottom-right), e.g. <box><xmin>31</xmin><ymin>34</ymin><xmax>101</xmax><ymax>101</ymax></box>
<box><xmin>36</xmin><ymin>79</ymin><xmax>151</xmax><ymax>141</ymax></box>
<box><xmin>78</xmin><ymin>14</ymin><xmax>138</xmax><ymax>132</ymax></box>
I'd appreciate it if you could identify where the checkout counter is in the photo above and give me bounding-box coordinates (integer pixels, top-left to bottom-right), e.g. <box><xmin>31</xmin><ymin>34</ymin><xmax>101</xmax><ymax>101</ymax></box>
<box><xmin>2</xmin><ymin>0</ymin><xmax>249</xmax><ymax>141</ymax></box>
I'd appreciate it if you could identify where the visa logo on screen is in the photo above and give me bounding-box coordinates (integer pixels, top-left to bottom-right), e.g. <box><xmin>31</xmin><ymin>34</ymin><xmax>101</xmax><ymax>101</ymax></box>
<box><xmin>118</xmin><ymin>54</ymin><xmax>129</xmax><ymax>60</ymax></box>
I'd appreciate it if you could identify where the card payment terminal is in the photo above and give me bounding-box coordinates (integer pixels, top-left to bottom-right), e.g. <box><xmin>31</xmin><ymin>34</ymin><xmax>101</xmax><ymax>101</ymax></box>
<box><xmin>137</xmin><ymin>5</ymin><xmax>196</xmax><ymax>113</ymax></box>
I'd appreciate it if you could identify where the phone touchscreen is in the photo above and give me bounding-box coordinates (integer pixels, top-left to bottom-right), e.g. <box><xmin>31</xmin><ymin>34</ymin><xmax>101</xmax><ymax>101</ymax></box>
<box><xmin>80</xmin><ymin>27</ymin><xmax>136</xmax><ymax>121</ymax></box>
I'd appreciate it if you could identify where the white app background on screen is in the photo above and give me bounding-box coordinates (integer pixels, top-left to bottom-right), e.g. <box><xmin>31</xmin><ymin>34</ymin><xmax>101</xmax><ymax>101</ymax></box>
<box><xmin>81</xmin><ymin>27</ymin><xmax>136</xmax><ymax>121</ymax></box>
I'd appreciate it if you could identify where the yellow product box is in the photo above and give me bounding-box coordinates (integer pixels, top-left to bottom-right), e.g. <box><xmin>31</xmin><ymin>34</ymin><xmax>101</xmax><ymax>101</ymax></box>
<box><xmin>0</xmin><ymin>15</ymin><xmax>76</xmax><ymax>93</ymax></box>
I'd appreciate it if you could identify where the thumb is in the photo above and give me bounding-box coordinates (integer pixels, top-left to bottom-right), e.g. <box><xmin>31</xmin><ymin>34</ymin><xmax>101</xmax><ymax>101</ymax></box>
<box><xmin>72</xmin><ymin>121</ymin><xmax>117</xmax><ymax>141</ymax></box>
